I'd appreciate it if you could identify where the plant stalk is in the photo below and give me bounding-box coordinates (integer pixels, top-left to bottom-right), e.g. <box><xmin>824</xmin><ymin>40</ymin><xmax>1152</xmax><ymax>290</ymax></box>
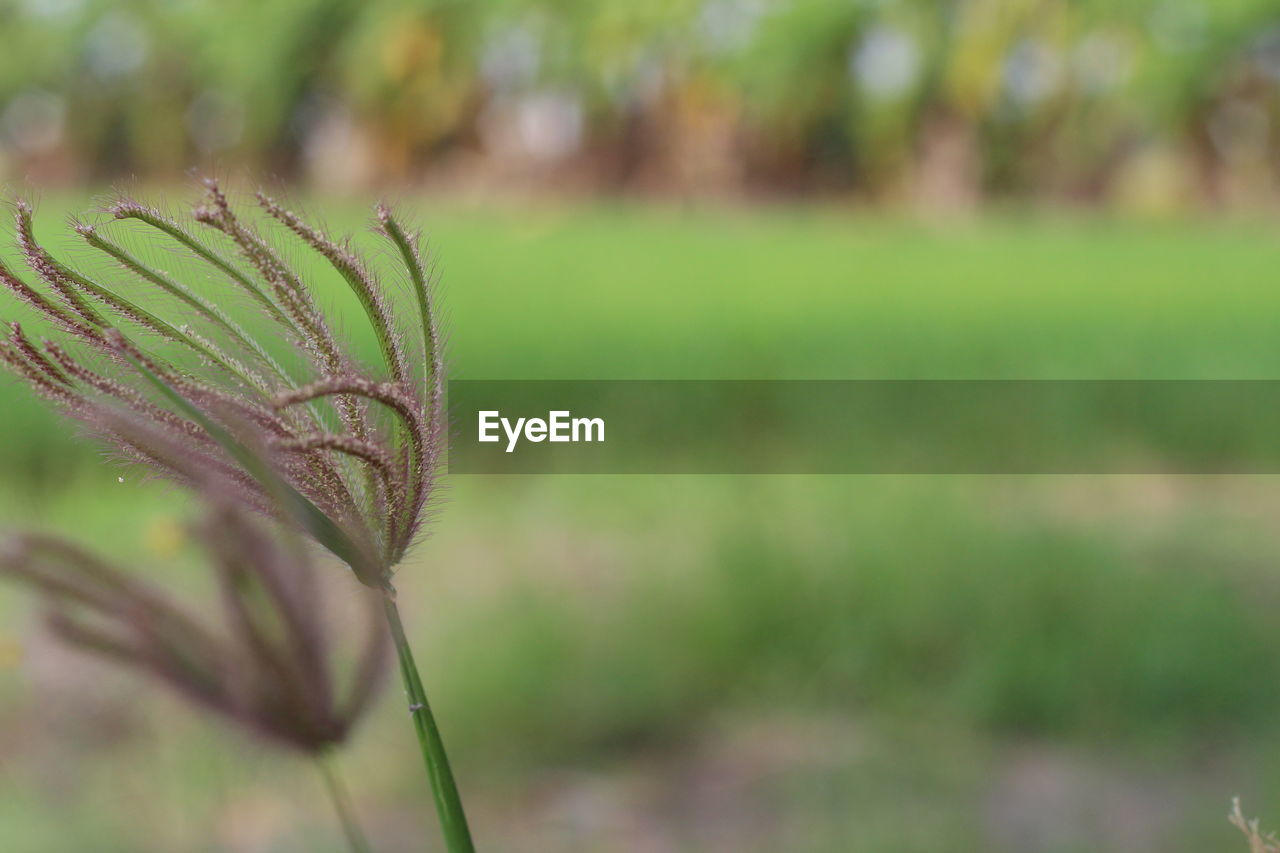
<box><xmin>317</xmin><ymin>753</ymin><xmax>371</xmax><ymax>853</ymax></box>
<box><xmin>381</xmin><ymin>589</ymin><xmax>476</xmax><ymax>853</ymax></box>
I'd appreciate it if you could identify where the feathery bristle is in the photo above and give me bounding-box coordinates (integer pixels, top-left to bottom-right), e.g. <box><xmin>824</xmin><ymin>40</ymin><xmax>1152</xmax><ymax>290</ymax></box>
<box><xmin>0</xmin><ymin>185</ymin><xmax>445</xmax><ymax>584</ymax></box>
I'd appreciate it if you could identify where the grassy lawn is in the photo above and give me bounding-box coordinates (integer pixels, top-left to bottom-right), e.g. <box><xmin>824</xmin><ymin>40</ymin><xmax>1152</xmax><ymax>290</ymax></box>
<box><xmin>2</xmin><ymin>197</ymin><xmax>1280</xmax><ymax>850</ymax></box>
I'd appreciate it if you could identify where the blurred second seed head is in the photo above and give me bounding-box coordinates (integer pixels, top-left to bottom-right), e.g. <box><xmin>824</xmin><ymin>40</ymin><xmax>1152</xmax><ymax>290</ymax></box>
<box><xmin>0</xmin><ymin>411</ymin><xmax>391</xmax><ymax>753</ymax></box>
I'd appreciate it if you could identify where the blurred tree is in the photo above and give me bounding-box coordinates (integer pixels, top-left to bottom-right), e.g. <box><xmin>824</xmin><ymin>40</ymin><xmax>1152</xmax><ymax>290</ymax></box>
<box><xmin>4</xmin><ymin>0</ymin><xmax>1280</xmax><ymax>208</ymax></box>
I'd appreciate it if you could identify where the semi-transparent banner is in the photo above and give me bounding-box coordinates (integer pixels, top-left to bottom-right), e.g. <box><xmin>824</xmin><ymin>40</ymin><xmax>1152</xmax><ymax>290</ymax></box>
<box><xmin>446</xmin><ymin>380</ymin><xmax>1280</xmax><ymax>474</ymax></box>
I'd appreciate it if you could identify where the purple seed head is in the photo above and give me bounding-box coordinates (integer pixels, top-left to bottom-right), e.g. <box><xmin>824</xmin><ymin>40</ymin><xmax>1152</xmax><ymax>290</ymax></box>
<box><xmin>0</xmin><ymin>181</ymin><xmax>447</xmax><ymax>586</ymax></box>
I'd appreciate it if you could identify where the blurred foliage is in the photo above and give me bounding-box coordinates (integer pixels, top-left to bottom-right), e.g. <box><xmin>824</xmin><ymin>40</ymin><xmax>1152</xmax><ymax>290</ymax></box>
<box><xmin>437</xmin><ymin>477</ymin><xmax>1280</xmax><ymax>758</ymax></box>
<box><xmin>5</xmin><ymin>1</ymin><xmax>1280</xmax><ymax>204</ymax></box>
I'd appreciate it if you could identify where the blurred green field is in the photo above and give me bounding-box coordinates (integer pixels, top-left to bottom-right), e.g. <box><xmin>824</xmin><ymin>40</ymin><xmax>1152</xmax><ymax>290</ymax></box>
<box><xmin>4</xmin><ymin>196</ymin><xmax>1280</xmax><ymax>850</ymax></box>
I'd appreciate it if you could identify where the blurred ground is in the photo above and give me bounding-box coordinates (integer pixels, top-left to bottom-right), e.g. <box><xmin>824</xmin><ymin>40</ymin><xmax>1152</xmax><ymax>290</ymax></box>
<box><xmin>0</xmin><ymin>196</ymin><xmax>1279</xmax><ymax>850</ymax></box>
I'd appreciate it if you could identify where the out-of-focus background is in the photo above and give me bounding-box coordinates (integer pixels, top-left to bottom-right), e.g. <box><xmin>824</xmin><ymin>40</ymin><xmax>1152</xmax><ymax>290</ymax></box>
<box><xmin>4</xmin><ymin>1</ymin><xmax>1280</xmax><ymax>851</ymax></box>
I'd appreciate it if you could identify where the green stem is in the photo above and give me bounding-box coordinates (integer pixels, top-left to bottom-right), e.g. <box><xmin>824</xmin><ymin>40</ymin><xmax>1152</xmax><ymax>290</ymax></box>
<box><xmin>381</xmin><ymin>589</ymin><xmax>476</xmax><ymax>853</ymax></box>
<box><xmin>316</xmin><ymin>753</ymin><xmax>372</xmax><ymax>853</ymax></box>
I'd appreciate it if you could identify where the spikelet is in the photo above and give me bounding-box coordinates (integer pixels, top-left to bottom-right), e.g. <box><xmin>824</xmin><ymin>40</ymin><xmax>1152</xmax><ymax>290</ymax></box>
<box><xmin>0</xmin><ymin>182</ymin><xmax>446</xmax><ymax>586</ymax></box>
